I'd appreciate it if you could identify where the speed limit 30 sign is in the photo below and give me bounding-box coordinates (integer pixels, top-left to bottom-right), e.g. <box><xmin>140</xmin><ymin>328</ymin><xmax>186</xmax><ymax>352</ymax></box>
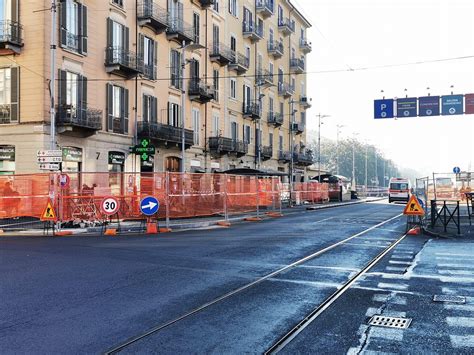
<box><xmin>101</xmin><ymin>197</ymin><xmax>120</xmax><ymax>216</ymax></box>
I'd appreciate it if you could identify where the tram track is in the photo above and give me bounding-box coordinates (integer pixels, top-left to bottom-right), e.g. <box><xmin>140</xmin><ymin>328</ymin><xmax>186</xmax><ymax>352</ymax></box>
<box><xmin>104</xmin><ymin>212</ymin><xmax>404</xmax><ymax>354</ymax></box>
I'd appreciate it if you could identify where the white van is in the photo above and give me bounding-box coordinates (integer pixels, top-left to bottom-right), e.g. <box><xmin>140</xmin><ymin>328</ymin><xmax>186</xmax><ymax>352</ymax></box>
<box><xmin>388</xmin><ymin>177</ymin><xmax>411</xmax><ymax>203</ymax></box>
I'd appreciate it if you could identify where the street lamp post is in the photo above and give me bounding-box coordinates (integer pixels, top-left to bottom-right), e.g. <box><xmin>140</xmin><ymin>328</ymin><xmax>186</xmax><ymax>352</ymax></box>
<box><xmin>336</xmin><ymin>124</ymin><xmax>344</xmax><ymax>175</ymax></box>
<box><xmin>352</xmin><ymin>132</ymin><xmax>359</xmax><ymax>190</ymax></box>
<box><xmin>317</xmin><ymin>114</ymin><xmax>330</xmax><ymax>183</ymax></box>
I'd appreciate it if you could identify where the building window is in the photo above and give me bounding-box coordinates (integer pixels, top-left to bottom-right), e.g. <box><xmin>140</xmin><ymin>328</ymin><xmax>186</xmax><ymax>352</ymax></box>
<box><xmin>244</xmin><ymin>125</ymin><xmax>251</xmax><ymax>144</ymax></box>
<box><xmin>245</xmin><ymin>46</ymin><xmax>250</xmax><ymax>60</ymax></box>
<box><xmin>60</xmin><ymin>0</ymin><xmax>87</xmax><ymax>54</ymax></box>
<box><xmin>57</xmin><ymin>69</ymin><xmax>88</xmax><ymax>123</ymax></box>
<box><xmin>106</xmin><ymin>84</ymin><xmax>128</xmax><ymax>134</ymax></box>
<box><xmin>142</xmin><ymin>94</ymin><xmax>157</xmax><ymax>123</ymax></box>
<box><xmin>230</xmin><ymin>35</ymin><xmax>236</xmax><ymax>52</ymax></box>
<box><xmin>231</xmin><ymin>121</ymin><xmax>238</xmax><ymax>140</ymax></box>
<box><xmin>192</xmin><ymin>108</ymin><xmax>200</xmax><ymax>145</ymax></box>
<box><xmin>300</xmin><ymin>112</ymin><xmax>306</xmax><ymax>125</ymax></box>
<box><xmin>170</xmin><ymin>49</ymin><xmax>182</xmax><ymax>89</ymax></box>
<box><xmin>229</xmin><ymin>0</ymin><xmax>238</xmax><ymax>17</ymax></box>
<box><xmin>168</xmin><ymin>102</ymin><xmax>181</xmax><ymax>127</ymax></box>
<box><xmin>213</xmin><ymin>69</ymin><xmax>219</xmax><ymax>101</ymax></box>
<box><xmin>279</xmin><ymin>134</ymin><xmax>283</xmax><ymax>152</ymax></box>
<box><xmin>106</xmin><ymin>18</ymin><xmax>129</xmax><ymax>64</ymax></box>
<box><xmin>0</xmin><ymin>67</ymin><xmax>19</xmax><ymax>124</ymax></box>
<box><xmin>230</xmin><ymin>78</ymin><xmax>237</xmax><ymax>99</ymax></box>
<box><xmin>193</xmin><ymin>12</ymin><xmax>200</xmax><ymax>44</ymax></box>
<box><xmin>213</xmin><ymin>0</ymin><xmax>219</xmax><ymax>12</ymax></box>
<box><xmin>269</xmin><ymin>97</ymin><xmax>274</xmax><ymax>114</ymax></box>
<box><xmin>269</xmin><ymin>132</ymin><xmax>273</xmax><ymax>148</ymax></box>
<box><xmin>139</xmin><ymin>35</ymin><xmax>157</xmax><ymax>80</ymax></box>
<box><xmin>112</xmin><ymin>0</ymin><xmax>123</xmax><ymax>7</ymax></box>
<box><xmin>212</xmin><ymin>114</ymin><xmax>219</xmax><ymax>136</ymax></box>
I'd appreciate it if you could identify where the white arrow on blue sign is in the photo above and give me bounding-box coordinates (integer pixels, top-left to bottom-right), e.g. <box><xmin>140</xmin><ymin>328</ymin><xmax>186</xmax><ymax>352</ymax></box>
<box><xmin>140</xmin><ymin>196</ymin><xmax>160</xmax><ymax>216</ymax></box>
<box><xmin>453</xmin><ymin>167</ymin><xmax>461</xmax><ymax>174</ymax></box>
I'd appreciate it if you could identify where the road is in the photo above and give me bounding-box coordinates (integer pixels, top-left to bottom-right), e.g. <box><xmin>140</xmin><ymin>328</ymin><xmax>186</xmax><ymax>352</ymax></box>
<box><xmin>2</xmin><ymin>201</ymin><xmax>471</xmax><ymax>354</ymax></box>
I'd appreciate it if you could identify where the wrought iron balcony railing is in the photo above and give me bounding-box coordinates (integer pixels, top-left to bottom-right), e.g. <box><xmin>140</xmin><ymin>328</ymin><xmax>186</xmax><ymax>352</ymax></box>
<box><xmin>267</xmin><ymin>112</ymin><xmax>284</xmax><ymax>126</ymax></box>
<box><xmin>242</xmin><ymin>21</ymin><xmax>264</xmax><ymax>42</ymax></box>
<box><xmin>166</xmin><ymin>17</ymin><xmax>195</xmax><ymax>45</ymax></box>
<box><xmin>256</xmin><ymin>0</ymin><xmax>274</xmax><ymax>18</ymax></box>
<box><xmin>138</xmin><ymin>121</ymin><xmax>194</xmax><ymax>148</ymax></box>
<box><xmin>267</xmin><ymin>39</ymin><xmax>284</xmax><ymax>58</ymax></box>
<box><xmin>137</xmin><ymin>1</ymin><xmax>169</xmax><ymax>33</ymax></box>
<box><xmin>290</xmin><ymin>58</ymin><xmax>305</xmax><ymax>73</ymax></box>
<box><xmin>243</xmin><ymin>101</ymin><xmax>261</xmax><ymax>119</ymax></box>
<box><xmin>209</xmin><ymin>137</ymin><xmax>248</xmax><ymax>156</ymax></box>
<box><xmin>278</xmin><ymin>17</ymin><xmax>295</xmax><ymax>35</ymax></box>
<box><xmin>210</xmin><ymin>42</ymin><xmax>234</xmax><ymax>65</ymax></box>
<box><xmin>188</xmin><ymin>79</ymin><xmax>215</xmax><ymax>103</ymax></box>
<box><xmin>300</xmin><ymin>37</ymin><xmax>312</xmax><ymax>53</ymax></box>
<box><xmin>257</xmin><ymin>69</ymin><xmax>274</xmax><ymax>86</ymax></box>
<box><xmin>0</xmin><ymin>20</ymin><xmax>23</xmax><ymax>49</ymax></box>
<box><xmin>229</xmin><ymin>51</ymin><xmax>249</xmax><ymax>74</ymax></box>
<box><xmin>56</xmin><ymin>104</ymin><xmax>103</xmax><ymax>131</ymax></box>
<box><xmin>105</xmin><ymin>46</ymin><xmax>144</xmax><ymax>77</ymax></box>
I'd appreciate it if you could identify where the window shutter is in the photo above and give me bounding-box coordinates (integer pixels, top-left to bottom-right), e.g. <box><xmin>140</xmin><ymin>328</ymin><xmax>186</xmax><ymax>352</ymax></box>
<box><xmin>10</xmin><ymin>67</ymin><xmax>19</xmax><ymax>122</ymax></box>
<box><xmin>78</xmin><ymin>75</ymin><xmax>87</xmax><ymax>121</ymax></box>
<box><xmin>79</xmin><ymin>4</ymin><xmax>88</xmax><ymax>54</ymax></box>
<box><xmin>123</xmin><ymin>88</ymin><xmax>129</xmax><ymax>134</ymax></box>
<box><xmin>138</xmin><ymin>33</ymin><xmax>144</xmax><ymax>62</ymax></box>
<box><xmin>106</xmin><ymin>83</ymin><xmax>113</xmax><ymax>131</ymax></box>
<box><xmin>167</xmin><ymin>101</ymin><xmax>171</xmax><ymax>125</ymax></box>
<box><xmin>106</xmin><ymin>18</ymin><xmax>113</xmax><ymax>47</ymax></box>
<box><xmin>11</xmin><ymin>0</ymin><xmax>18</xmax><ymax>23</ymax></box>
<box><xmin>59</xmin><ymin>1</ymin><xmax>67</xmax><ymax>47</ymax></box>
<box><xmin>152</xmin><ymin>97</ymin><xmax>157</xmax><ymax>123</ymax></box>
<box><xmin>57</xmin><ymin>69</ymin><xmax>67</xmax><ymax>120</ymax></box>
<box><xmin>124</xmin><ymin>26</ymin><xmax>129</xmax><ymax>51</ymax></box>
<box><xmin>153</xmin><ymin>41</ymin><xmax>158</xmax><ymax>79</ymax></box>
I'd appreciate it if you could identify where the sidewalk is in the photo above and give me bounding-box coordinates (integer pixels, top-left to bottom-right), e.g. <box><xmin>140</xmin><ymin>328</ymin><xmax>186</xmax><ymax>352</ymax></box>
<box><xmin>0</xmin><ymin>198</ymin><xmax>384</xmax><ymax>237</ymax></box>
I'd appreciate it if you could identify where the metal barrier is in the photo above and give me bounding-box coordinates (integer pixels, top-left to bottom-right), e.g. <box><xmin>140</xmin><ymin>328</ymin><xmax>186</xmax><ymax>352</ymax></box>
<box><xmin>430</xmin><ymin>200</ymin><xmax>461</xmax><ymax>234</ymax></box>
<box><xmin>0</xmin><ymin>173</ymin><xmax>331</xmax><ymax>230</ymax></box>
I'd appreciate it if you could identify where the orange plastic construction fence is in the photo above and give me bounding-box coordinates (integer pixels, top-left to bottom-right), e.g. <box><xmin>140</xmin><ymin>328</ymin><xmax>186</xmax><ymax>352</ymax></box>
<box><xmin>0</xmin><ymin>173</ymin><xmax>329</xmax><ymax>223</ymax></box>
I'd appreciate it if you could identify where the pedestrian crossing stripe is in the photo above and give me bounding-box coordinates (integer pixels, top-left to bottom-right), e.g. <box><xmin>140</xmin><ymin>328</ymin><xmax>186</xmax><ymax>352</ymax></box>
<box><xmin>41</xmin><ymin>199</ymin><xmax>57</xmax><ymax>221</ymax></box>
<box><xmin>403</xmin><ymin>195</ymin><xmax>425</xmax><ymax>216</ymax></box>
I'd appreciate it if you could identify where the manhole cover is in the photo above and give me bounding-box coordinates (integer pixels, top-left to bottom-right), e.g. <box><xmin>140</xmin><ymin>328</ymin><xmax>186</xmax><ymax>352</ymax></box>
<box><xmin>368</xmin><ymin>315</ymin><xmax>412</xmax><ymax>329</ymax></box>
<box><xmin>433</xmin><ymin>295</ymin><xmax>466</xmax><ymax>304</ymax></box>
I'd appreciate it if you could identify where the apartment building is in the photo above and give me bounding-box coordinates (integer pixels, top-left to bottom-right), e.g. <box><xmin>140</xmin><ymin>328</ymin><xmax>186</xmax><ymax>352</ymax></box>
<box><xmin>0</xmin><ymin>0</ymin><xmax>312</xmax><ymax>179</ymax></box>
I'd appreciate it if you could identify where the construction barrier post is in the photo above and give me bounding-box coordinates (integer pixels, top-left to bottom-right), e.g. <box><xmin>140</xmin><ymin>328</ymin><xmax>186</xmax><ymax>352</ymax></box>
<box><xmin>256</xmin><ymin>175</ymin><xmax>260</xmax><ymax>219</ymax></box>
<box><xmin>224</xmin><ymin>174</ymin><xmax>229</xmax><ymax>222</ymax></box>
<box><xmin>165</xmin><ymin>171</ymin><xmax>170</xmax><ymax>229</ymax></box>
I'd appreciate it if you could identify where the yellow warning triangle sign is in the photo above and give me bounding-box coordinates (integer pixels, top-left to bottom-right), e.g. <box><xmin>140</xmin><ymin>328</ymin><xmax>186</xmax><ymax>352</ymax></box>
<box><xmin>403</xmin><ymin>195</ymin><xmax>425</xmax><ymax>216</ymax></box>
<box><xmin>41</xmin><ymin>199</ymin><xmax>57</xmax><ymax>221</ymax></box>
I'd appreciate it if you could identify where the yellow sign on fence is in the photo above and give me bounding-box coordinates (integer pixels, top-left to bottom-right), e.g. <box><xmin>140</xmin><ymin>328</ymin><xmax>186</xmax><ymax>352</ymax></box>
<box><xmin>403</xmin><ymin>195</ymin><xmax>425</xmax><ymax>216</ymax></box>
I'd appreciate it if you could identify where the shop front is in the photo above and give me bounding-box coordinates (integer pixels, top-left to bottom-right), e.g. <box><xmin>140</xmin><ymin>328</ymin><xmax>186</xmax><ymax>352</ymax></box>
<box><xmin>0</xmin><ymin>145</ymin><xmax>15</xmax><ymax>175</ymax></box>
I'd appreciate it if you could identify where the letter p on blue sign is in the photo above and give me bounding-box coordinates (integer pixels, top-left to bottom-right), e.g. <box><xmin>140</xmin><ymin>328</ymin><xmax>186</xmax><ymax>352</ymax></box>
<box><xmin>374</xmin><ymin>99</ymin><xmax>394</xmax><ymax>119</ymax></box>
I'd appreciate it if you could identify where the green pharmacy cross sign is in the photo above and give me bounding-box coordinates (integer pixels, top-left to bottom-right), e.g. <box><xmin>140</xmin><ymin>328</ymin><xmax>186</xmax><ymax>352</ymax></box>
<box><xmin>130</xmin><ymin>139</ymin><xmax>156</xmax><ymax>161</ymax></box>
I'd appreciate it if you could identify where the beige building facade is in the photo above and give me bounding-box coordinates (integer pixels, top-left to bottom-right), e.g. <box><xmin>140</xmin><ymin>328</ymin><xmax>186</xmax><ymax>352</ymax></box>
<box><xmin>0</xmin><ymin>0</ymin><xmax>312</xmax><ymax>179</ymax></box>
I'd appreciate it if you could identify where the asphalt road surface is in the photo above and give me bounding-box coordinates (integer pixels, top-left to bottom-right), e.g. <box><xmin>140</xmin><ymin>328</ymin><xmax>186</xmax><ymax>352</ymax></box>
<box><xmin>3</xmin><ymin>201</ymin><xmax>460</xmax><ymax>354</ymax></box>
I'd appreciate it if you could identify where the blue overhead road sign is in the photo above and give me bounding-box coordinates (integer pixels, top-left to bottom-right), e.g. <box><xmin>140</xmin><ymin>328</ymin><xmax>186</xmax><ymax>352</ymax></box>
<box><xmin>140</xmin><ymin>196</ymin><xmax>160</xmax><ymax>216</ymax></box>
<box><xmin>442</xmin><ymin>95</ymin><xmax>464</xmax><ymax>115</ymax></box>
<box><xmin>374</xmin><ymin>99</ymin><xmax>394</xmax><ymax>119</ymax></box>
<box><xmin>396</xmin><ymin>98</ymin><xmax>417</xmax><ymax>117</ymax></box>
<box><xmin>418</xmin><ymin>96</ymin><xmax>440</xmax><ymax>117</ymax></box>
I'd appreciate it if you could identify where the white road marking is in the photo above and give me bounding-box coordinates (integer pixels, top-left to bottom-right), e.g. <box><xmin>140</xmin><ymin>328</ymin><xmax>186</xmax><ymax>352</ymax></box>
<box><xmin>450</xmin><ymin>335</ymin><xmax>474</xmax><ymax>348</ymax></box>
<box><xmin>377</xmin><ymin>282</ymin><xmax>408</xmax><ymax>290</ymax></box>
<box><xmin>447</xmin><ymin>317</ymin><xmax>474</xmax><ymax>327</ymax></box>
<box><xmin>388</xmin><ymin>260</ymin><xmax>412</xmax><ymax>265</ymax></box>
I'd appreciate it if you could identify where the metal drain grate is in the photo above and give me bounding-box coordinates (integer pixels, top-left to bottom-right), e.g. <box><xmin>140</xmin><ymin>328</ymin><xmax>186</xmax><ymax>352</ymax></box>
<box><xmin>433</xmin><ymin>295</ymin><xmax>466</xmax><ymax>304</ymax></box>
<box><xmin>368</xmin><ymin>315</ymin><xmax>412</xmax><ymax>329</ymax></box>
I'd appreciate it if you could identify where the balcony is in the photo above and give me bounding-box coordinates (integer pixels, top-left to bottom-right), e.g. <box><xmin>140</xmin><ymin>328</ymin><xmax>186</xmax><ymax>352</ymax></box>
<box><xmin>267</xmin><ymin>40</ymin><xmax>284</xmax><ymax>59</ymax></box>
<box><xmin>294</xmin><ymin>150</ymin><xmax>314</xmax><ymax>166</ymax></box>
<box><xmin>257</xmin><ymin>69</ymin><xmax>274</xmax><ymax>87</ymax></box>
<box><xmin>300</xmin><ymin>96</ymin><xmax>312</xmax><ymax>108</ymax></box>
<box><xmin>197</xmin><ymin>0</ymin><xmax>215</xmax><ymax>7</ymax></box>
<box><xmin>291</xmin><ymin>121</ymin><xmax>305</xmax><ymax>134</ymax></box>
<box><xmin>242</xmin><ymin>21</ymin><xmax>263</xmax><ymax>43</ymax></box>
<box><xmin>256</xmin><ymin>0</ymin><xmax>274</xmax><ymax>18</ymax></box>
<box><xmin>210</xmin><ymin>42</ymin><xmax>233</xmax><ymax>66</ymax></box>
<box><xmin>166</xmin><ymin>17</ymin><xmax>195</xmax><ymax>45</ymax></box>
<box><xmin>278</xmin><ymin>81</ymin><xmax>294</xmax><ymax>98</ymax></box>
<box><xmin>0</xmin><ymin>20</ymin><xmax>23</xmax><ymax>54</ymax></box>
<box><xmin>300</xmin><ymin>38</ymin><xmax>312</xmax><ymax>54</ymax></box>
<box><xmin>209</xmin><ymin>137</ymin><xmax>248</xmax><ymax>157</ymax></box>
<box><xmin>111</xmin><ymin>117</ymin><xmax>127</xmax><ymax>135</ymax></box>
<box><xmin>243</xmin><ymin>102</ymin><xmax>261</xmax><ymax>120</ymax></box>
<box><xmin>188</xmin><ymin>79</ymin><xmax>215</xmax><ymax>103</ymax></box>
<box><xmin>137</xmin><ymin>1</ymin><xmax>168</xmax><ymax>34</ymax></box>
<box><xmin>138</xmin><ymin>121</ymin><xmax>194</xmax><ymax>149</ymax></box>
<box><xmin>105</xmin><ymin>47</ymin><xmax>144</xmax><ymax>78</ymax></box>
<box><xmin>278</xmin><ymin>150</ymin><xmax>292</xmax><ymax>163</ymax></box>
<box><xmin>290</xmin><ymin>58</ymin><xmax>305</xmax><ymax>74</ymax></box>
<box><xmin>228</xmin><ymin>51</ymin><xmax>249</xmax><ymax>74</ymax></box>
<box><xmin>56</xmin><ymin>105</ymin><xmax>102</xmax><ymax>137</ymax></box>
<box><xmin>278</xmin><ymin>17</ymin><xmax>295</xmax><ymax>36</ymax></box>
<box><xmin>261</xmin><ymin>145</ymin><xmax>273</xmax><ymax>160</ymax></box>
<box><xmin>267</xmin><ymin>112</ymin><xmax>283</xmax><ymax>127</ymax></box>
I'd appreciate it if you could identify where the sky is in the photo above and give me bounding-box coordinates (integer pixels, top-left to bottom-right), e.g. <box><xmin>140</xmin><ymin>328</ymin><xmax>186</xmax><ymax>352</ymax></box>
<box><xmin>295</xmin><ymin>0</ymin><xmax>474</xmax><ymax>176</ymax></box>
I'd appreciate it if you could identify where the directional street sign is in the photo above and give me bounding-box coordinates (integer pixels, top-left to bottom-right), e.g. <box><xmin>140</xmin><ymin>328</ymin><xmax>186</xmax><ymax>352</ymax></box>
<box><xmin>465</xmin><ymin>93</ymin><xmax>474</xmax><ymax>115</ymax></box>
<box><xmin>39</xmin><ymin>163</ymin><xmax>61</xmax><ymax>171</ymax></box>
<box><xmin>37</xmin><ymin>150</ymin><xmax>62</xmax><ymax>157</ymax></box>
<box><xmin>441</xmin><ymin>95</ymin><xmax>464</xmax><ymax>115</ymax></box>
<box><xmin>374</xmin><ymin>99</ymin><xmax>394</xmax><ymax>119</ymax></box>
<box><xmin>418</xmin><ymin>96</ymin><xmax>440</xmax><ymax>117</ymax></box>
<box><xmin>396</xmin><ymin>98</ymin><xmax>417</xmax><ymax>117</ymax></box>
<box><xmin>453</xmin><ymin>167</ymin><xmax>461</xmax><ymax>174</ymax></box>
<box><xmin>140</xmin><ymin>196</ymin><xmax>160</xmax><ymax>216</ymax></box>
<box><xmin>37</xmin><ymin>156</ymin><xmax>62</xmax><ymax>163</ymax></box>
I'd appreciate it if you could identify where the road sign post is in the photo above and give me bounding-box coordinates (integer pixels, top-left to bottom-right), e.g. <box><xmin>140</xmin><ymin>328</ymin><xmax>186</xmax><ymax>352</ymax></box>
<box><xmin>140</xmin><ymin>196</ymin><xmax>160</xmax><ymax>234</ymax></box>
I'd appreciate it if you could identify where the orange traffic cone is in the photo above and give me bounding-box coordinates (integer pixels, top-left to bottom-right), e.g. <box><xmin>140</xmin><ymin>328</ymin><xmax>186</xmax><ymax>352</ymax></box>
<box><xmin>104</xmin><ymin>228</ymin><xmax>117</xmax><ymax>236</ymax></box>
<box><xmin>146</xmin><ymin>222</ymin><xmax>158</xmax><ymax>234</ymax></box>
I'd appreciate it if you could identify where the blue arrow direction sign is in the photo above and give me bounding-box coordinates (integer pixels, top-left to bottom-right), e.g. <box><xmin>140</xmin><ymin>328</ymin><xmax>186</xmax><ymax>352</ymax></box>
<box><xmin>453</xmin><ymin>167</ymin><xmax>461</xmax><ymax>174</ymax></box>
<box><xmin>442</xmin><ymin>95</ymin><xmax>464</xmax><ymax>115</ymax></box>
<box><xmin>396</xmin><ymin>97</ymin><xmax>417</xmax><ymax>117</ymax></box>
<box><xmin>140</xmin><ymin>196</ymin><xmax>160</xmax><ymax>216</ymax></box>
<box><xmin>374</xmin><ymin>99</ymin><xmax>394</xmax><ymax>119</ymax></box>
<box><xmin>418</xmin><ymin>96</ymin><xmax>440</xmax><ymax>117</ymax></box>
